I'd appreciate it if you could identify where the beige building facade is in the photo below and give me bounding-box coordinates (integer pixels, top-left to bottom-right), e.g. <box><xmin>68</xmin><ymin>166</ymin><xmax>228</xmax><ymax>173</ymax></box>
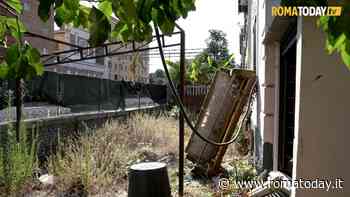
<box><xmin>0</xmin><ymin>0</ymin><xmax>54</xmax><ymax>55</ymax></box>
<box><xmin>241</xmin><ymin>0</ymin><xmax>350</xmax><ymax>196</ymax></box>
<box><xmin>52</xmin><ymin>26</ymin><xmax>149</xmax><ymax>83</ymax></box>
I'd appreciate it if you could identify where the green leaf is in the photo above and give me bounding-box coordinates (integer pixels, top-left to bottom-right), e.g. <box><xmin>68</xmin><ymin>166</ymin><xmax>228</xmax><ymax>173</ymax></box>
<box><xmin>160</xmin><ymin>17</ymin><xmax>175</xmax><ymax>34</ymax></box>
<box><xmin>223</xmin><ymin>54</ymin><xmax>235</xmax><ymax>68</ymax></box>
<box><xmin>38</xmin><ymin>0</ymin><xmax>55</xmax><ymax>22</ymax></box>
<box><xmin>207</xmin><ymin>56</ymin><xmax>213</xmax><ymax>66</ymax></box>
<box><xmin>5</xmin><ymin>44</ymin><xmax>20</xmax><ymax>65</ymax></box>
<box><xmin>6</xmin><ymin>18</ymin><xmax>26</xmax><ymax>32</ymax></box>
<box><xmin>54</xmin><ymin>6</ymin><xmax>66</xmax><ymax>27</ymax></box>
<box><xmin>137</xmin><ymin>0</ymin><xmax>153</xmax><ymax>23</ymax></box>
<box><xmin>340</xmin><ymin>42</ymin><xmax>350</xmax><ymax>69</ymax></box>
<box><xmin>55</xmin><ymin>0</ymin><xmax>63</xmax><ymax>8</ymax></box>
<box><xmin>318</xmin><ymin>16</ymin><xmax>329</xmax><ymax>31</ymax></box>
<box><xmin>54</xmin><ymin>4</ymin><xmax>75</xmax><ymax>27</ymax></box>
<box><xmin>0</xmin><ymin>22</ymin><xmax>6</xmax><ymax>41</ymax></box>
<box><xmin>26</xmin><ymin>47</ymin><xmax>41</xmax><ymax>64</ymax></box>
<box><xmin>120</xmin><ymin>24</ymin><xmax>131</xmax><ymax>42</ymax></box>
<box><xmin>98</xmin><ymin>1</ymin><xmax>113</xmax><ymax>21</ymax></box>
<box><xmin>182</xmin><ymin>0</ymin><xmax>196</xmax><ymax>13</ymax></box>
<box><xmin>6</xmin><ymin>0</ymin><xmax>23</xmax><ymax>14</ymax></box>
<box><xmin>0</xmin><ymin>62</ymin><xmax>9</xmax><ymax>79</ymax></box>
<box><xmin>6</xmin><ymin>18</ymin><xmax>26</xmax><ymax>42</ymax></box>
<box><xmin>151</xmin><ymin>8</ymin><xmax>175</xmax><ymax>34</ymax></box>
<box><xmin>31</xmin><ymin>63</ymin><xmax>44</xmax><ymax>76</ymax></box>
<box><xmin>77</xmin><ymin>6</ymin><xmax>90</xmax><ymax>28</ymax></box>
<box><xmin>120</xmin><ymin>0</ymin><xmax>137</xmax><ymax>21</ymax></box>
<box><xmin>331</xmin><ymin>33</ymin><xmax>346</xmax><ymax>54</ymax></box>
<box><xmin>151</xmin><ymin>8</ymin><xmax>160</xmax><ymax>25</ymax></box>
<box><xmin>142</xmin><ymin>23</ymin><xmax>153</xmax><ymax>42</ymax></box>
<box><xmin>111</xmin><ymin>21</ymin><xmax>127</xmax><ymax>40</ymax></box>
<box><xmin>63</xmin><ymin>0</ymin><xmax>79</xmax><ymax>11</ymax></box>
<box><xmin>88</xmin><ymin>7</ymin><xmax>111</xmax><ymax>46</ymax></box>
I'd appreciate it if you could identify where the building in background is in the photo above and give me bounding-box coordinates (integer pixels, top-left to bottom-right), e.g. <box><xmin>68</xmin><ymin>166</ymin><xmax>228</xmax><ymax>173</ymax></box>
<box><xmin>0</xmin><ymin>0</ymin><xmax>149</xmax><ymax>83</ymax></box>
<box><xmin>50</xmin><ymin>27</ymin><xmax>108</xmax><ymax>78</ymax></box>
<box><xmin>51</xmin><ymin>25</ymin><xmax>150</xmax><ymax>82</ymax></box>
<box><xmin>241</xmin><ymin>0</ymin><xmax>350</xmax><ymax>196</ymax></box>
<box><xmin>111</xmin><ymin>42</ymin><xmax>150</xmax><ymax>83</ymax></box>
<box><xmin>0</xmin><ymin>0</ymin><xmax>55</xmax><ymax>55</ymax></box>
<box><xmin>21</xmin><ymin>0</ymin><xmax>55</xmax><ymax>54</ymax></box>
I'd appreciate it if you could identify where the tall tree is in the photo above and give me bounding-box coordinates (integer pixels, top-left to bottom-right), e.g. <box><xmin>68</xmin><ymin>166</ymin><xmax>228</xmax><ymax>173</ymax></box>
<box><xmin>205</xmin><ymin>29</ymin><xmax>229</xmax><ymax>62</ymax></box>
<box><xmin>166</xmin><ymin>60</ymin><xmax>191</xmax><ymax>85</ymax></box>
<box><xmin>189</xmin><ymin>29</ymin><xmax>235</xmax><ymax>84</ymax></box>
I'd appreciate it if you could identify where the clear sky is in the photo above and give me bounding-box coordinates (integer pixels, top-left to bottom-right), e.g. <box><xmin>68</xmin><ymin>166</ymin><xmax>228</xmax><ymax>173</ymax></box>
<box><xmin>149</xmin><ymin>0</ymin><xmax>244</xmax><ymax>72</ymax></box>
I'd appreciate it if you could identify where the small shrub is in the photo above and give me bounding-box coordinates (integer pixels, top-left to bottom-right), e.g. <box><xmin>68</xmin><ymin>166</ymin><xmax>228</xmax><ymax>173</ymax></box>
<box><xmin>0</xmin><ymin>91</ymin><xmax>38</xmax><ymax>195</ymax></box>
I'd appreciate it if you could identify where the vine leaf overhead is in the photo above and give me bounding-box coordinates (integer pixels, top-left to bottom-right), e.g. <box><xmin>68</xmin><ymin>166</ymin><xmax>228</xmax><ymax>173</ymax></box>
<box><xmin>38</xmin><ymin>0</ymin><xmax>196</xmax><ymax>46</ymax></box>
<box><xmin>0</xmin><ymin>0</ymin><xmax>196</xmax><ymax>80</ymax></box>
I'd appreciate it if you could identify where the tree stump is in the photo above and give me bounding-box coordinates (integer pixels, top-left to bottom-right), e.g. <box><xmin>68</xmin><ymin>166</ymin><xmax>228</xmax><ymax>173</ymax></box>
<box><xmin>128</xmin><ymin>162</ymin><xmax>171</xmax><ymax>197</ymax></box>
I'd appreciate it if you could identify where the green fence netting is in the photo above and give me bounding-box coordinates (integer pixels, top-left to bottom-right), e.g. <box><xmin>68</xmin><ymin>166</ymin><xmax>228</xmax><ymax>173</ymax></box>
<box><xmin>0</xmin><ymin>71</ymin><xmax>167</xmax><ymax>112</ymax></box>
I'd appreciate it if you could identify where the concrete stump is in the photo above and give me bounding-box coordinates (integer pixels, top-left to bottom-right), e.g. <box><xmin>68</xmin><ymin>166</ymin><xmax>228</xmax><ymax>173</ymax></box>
<box><xmin>128</xmin><ymin>162</ymin><xmax>171</xmax><ymax>197</ymax></box>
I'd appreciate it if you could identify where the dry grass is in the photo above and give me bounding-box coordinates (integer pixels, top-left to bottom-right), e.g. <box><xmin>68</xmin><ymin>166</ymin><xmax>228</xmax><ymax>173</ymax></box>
<box><xmin>35</xmin><ymin>112</ymin><xmax>257</xmax><ymax>197</ymax></box>
<box><xmin>47</xmin><ymin>113</ymin><xmax>184</xmax><ymax>195</ymax></box>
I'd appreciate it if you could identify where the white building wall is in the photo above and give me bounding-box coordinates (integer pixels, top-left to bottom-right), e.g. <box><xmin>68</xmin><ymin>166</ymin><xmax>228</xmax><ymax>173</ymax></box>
<box><xmin>292</xmin><ymin>16</ymin><xmax>350</xmax><ymax>197</ymax></box>
<box><xmin>248</xmin><ymin>1</ymin><xmax>350</xmax><ymax>196</ymax></box>
<box><xmin>249</xmin><ymin>0</ymin><xmax>288</xmax><ymax>172</ymax></box>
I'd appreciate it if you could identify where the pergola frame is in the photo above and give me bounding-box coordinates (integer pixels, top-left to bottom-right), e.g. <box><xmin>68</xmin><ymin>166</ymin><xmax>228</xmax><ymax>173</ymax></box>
<box><xmin>29</xmin><ymin>31</ymin><xmax>182</xmax><ymax>67</ymax></box>
<box><xmin>22</xmin><ymin>26</ymin><xmax>187</xmax><ymax>196</ymax></box>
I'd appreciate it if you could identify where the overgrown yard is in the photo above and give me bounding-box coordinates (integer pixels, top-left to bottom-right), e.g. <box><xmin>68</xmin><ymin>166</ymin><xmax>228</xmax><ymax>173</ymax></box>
<box><xmin>0</xmin><ymin>113</ymin><xmax>257</xmax><ymax>197</ymax></box>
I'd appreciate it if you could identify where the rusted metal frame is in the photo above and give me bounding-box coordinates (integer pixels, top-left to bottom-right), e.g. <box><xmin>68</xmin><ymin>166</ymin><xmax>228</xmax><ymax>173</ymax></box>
<box><xmin>53</xmin><ymin>42</ymin><xmax>120</xmax><ymax>64</ymax></box>
<box><xmin>14</xmin><ymin>79</ymin><xmax>23</xmax><ymax>142</ymax></box>
<box><xmin>174</xmin><ymin>23</ymin><xmax>185</xmax><ymax>197</ymax></box>
<box><xmin>24</xmin><ymin>32</ymin><xmax>83</xmax><ymax>49</ymax></box>
<box><xmin>24</xmin><ymin>32</ymin><xmax>82</xmax><ymax>49</ymax></box>
<box><xmin>44</xmin><ymin>43</ymin><xmax>181</xmax><ymax>67</ymax></box>
<box><xmin>40</xmin><ymin>32</ymin><xmax>181</xmax><ymax>58</ymax></box>
<box><xmin>146</xmin><ymin>51</ymin><xmax>201</xmax><ymax>56</ymax></box>
<box><xmin>132</xmin><ymin>41</ymin><xmax>136</xmax><ymax>51</ymax></box>
<box><xmin>0</xmin><ymin>1</ymin><xmax>17</xmax><ymax>16</ymax></box>
<box><xmin>161</xmin><ymin>35</ymin><xmax>166</xmax><ymax>47</ymax></box>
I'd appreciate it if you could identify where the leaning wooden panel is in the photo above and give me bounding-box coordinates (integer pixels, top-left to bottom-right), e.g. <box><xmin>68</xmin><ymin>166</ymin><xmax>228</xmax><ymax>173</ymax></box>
<box><xmin>210</xmin><ymin>76</ymin><xmax>256</xmax><ymax>174</ymax></box>
<box><xmin>185</xmin><ymin>69</ymin><xmax>256</xmax><ymax>168</ymax></box>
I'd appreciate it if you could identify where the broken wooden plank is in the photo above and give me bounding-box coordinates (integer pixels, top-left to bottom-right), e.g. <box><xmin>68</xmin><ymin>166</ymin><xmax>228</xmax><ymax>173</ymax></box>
<box><xmin>210</xmin><ymin>76</ymin><xmax>256</xmax><ymax>174</ymax></box>
<box><xmin>185</xmin><ymin>69</ymin><xmax>256</xmax><ymax>173</ymax></box>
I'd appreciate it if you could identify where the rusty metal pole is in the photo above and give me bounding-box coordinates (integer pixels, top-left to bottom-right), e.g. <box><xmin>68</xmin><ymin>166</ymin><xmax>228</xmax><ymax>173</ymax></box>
<box><xmin>15</xmin><ymin>78</ymin><xmax>23</xmax><ymax>142</ymax></box>
<box><xmin>154</xmin><ymin>24</ymin><xmax>185</xmax><ymax>195</ymax></box>
<box><xmin>178</xmin><ymin>25</ymin><xmax>185</xmax><ymax>197</ymax></box>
